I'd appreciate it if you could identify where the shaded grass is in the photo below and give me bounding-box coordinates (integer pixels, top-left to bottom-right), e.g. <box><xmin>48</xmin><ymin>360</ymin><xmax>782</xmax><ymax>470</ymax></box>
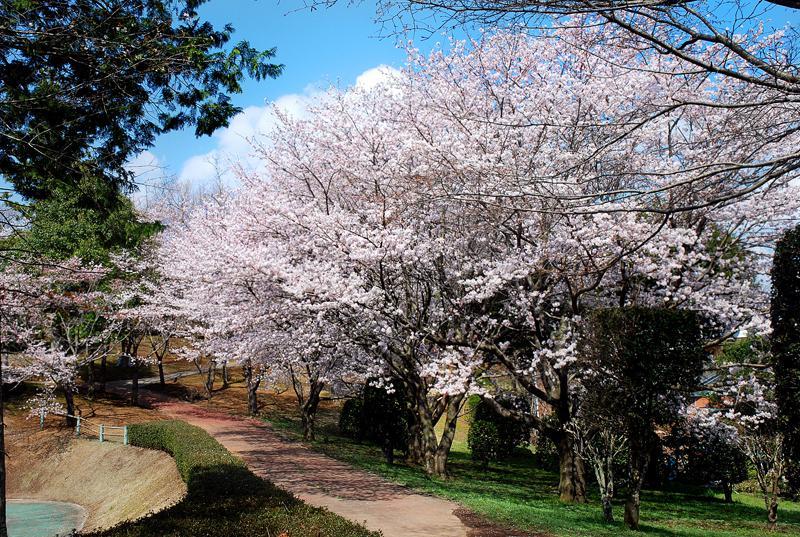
<box><xmin>90</xmin><ymin>420</ymin><xmax>377</xmax><ymax>537</ymax></box>
<box><xmin>267</xmin><ymin>409</ymin><xmax>800</xmax><ymax>537</ymax></box>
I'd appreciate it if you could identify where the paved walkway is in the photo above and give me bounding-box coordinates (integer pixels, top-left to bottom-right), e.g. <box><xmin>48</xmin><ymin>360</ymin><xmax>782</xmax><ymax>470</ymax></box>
<box><xmin>156</xmin><ymin>401</ymin><xmax>471</xmax><ymax>537</ymax></box>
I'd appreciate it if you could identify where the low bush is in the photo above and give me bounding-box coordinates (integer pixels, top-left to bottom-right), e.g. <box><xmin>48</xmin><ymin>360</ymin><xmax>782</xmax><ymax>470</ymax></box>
<box><xmin>90</xmin><ymin>420</ymin><xmax>377</xmax><ymax>537</ymax></box>
<box><xmin>468</xmin><ymin>420</ymin><xmax>501</xmax><ymax>467</ymax></box>
<box><xmin>338</xmin><ymin>380</ymin><xmax>410</xmax><ymax>463</ymax></box>
<box><xmin>468</xmin><ymin>395</ymin><xmax>530</xmax><ymax>467</ymax></box>
<box><xmin>339</xmin><ymin>397</ymin><xmax>364</xmax><ymax>439</ymax></box>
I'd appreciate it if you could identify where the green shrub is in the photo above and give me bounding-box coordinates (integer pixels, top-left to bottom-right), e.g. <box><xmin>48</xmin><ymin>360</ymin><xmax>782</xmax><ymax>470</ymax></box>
<box><xmin>772</xmin><ymin>224</ymin><xmax>800</xmax><ymax>494</ymax></box>
<box><xmin>338</xmin><ymin>380</ymin><xmax>410</xmax><ymax>463</ymax></box>
<box><xmin>532</xmin><ymin>432</ymin><xmax>560</xmax><ymax>472</ymax></box>
<box><xmin>91</xmin><ymin>420</ymin><xmax>377</xmax><ymax>537</ymax></box>
<box><xmin>468</xmin><ymin>420</ymin><xmax>501</xmax><ymax>467</ymax></box>
<box><xmin>468</xmin><ymin>395</ymin><xmax>530</xmax><ymax>467</ymax></box>
<box><xmin>667</xmin><ymin>419</ymin><xmax>749</xmax><ymax>502</ymax></box>
<box><xmin>339</xmin><ymin>397</ymin><xmax>364</xmax><ymax>439</ymax></box>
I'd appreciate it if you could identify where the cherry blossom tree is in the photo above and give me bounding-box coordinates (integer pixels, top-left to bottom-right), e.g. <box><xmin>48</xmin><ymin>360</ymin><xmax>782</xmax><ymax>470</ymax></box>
<box><xmin>154</xmin><ymin>22</ymin><xmax>798</xmax><ymax>488</ymax></box>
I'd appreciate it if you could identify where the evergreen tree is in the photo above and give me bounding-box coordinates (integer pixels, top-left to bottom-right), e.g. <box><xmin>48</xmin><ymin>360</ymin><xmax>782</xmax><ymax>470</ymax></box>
<box><xmin>771</xmin><ymin>225</ymin><xmax>800</xmax><ymax>494</ymax></box>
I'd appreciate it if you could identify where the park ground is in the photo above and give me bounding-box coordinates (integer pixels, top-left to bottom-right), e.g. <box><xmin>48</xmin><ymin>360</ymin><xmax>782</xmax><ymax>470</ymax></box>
<box><xmin>7</xmin><ymin>355</ymin><xmax>800</xmax><ymax>537</ymax></box>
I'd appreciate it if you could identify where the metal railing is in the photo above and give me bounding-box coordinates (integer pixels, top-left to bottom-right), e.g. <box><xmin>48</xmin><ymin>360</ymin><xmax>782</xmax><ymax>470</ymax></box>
<box><xmin>39</xmin><ymin>410</ymin><xmax>129</xmax><ymax>445</ymax></box>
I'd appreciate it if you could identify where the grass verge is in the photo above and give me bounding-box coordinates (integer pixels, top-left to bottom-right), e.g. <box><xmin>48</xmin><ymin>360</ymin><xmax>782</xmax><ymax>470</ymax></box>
<box><xmin>88</xmin><ymin>420</ymin><xmax>378</xmax><ymax>537</ymax></box>
<box><xmin>268</xmin><ymin>413</ymin><xmax>800</xmax><ymax>537</ymax></box>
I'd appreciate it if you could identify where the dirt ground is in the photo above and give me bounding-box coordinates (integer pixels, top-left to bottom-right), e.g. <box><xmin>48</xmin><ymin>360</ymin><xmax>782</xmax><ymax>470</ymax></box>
<box><xmin>6</xmin><ymin>396</ymin><xmax>185</xmax><ymax>532</ymax></box>
<box><xmin>7</xmin><ymin>365</ymin><xmax>532</xmax><ymax>537</ymax></box>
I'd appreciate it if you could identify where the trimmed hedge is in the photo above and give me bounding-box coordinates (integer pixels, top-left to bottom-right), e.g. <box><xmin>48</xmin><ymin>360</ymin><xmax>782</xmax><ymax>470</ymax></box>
<box><xmin>90</xmin><ymin>420</ymin><xmax>377</xmax><ymax>537</ymax></box>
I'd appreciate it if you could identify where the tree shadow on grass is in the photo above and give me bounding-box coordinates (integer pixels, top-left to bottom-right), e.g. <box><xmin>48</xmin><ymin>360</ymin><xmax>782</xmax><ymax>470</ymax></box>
<box><xmin>87</xmin><ymin>421</ymin><xmax>378</xmax><ymax>537</ymax></box>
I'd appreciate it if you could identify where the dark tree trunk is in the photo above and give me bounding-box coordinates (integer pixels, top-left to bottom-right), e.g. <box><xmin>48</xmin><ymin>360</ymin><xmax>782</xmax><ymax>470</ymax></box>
<box><xmin>767</xmin><ymin>497</ymin><xmax>778</xmax><ymax>528</ymax></box>
<box><xmin>416</xmin><ymin>393</ymin><xmax>463</xmax><ymax>479</ymax></box>
<box><xmin>130</xmin><ymin>364</ymin><xmax>139</xmax><ymax>406</ymax></box>
<box><xmin>99</xmin><ymin>355</ymin><xmax>107</xmax><ymax>392</ymax></box>
<box><xmin>431</xmin><ymin>394</ymin><xmax>463</xmax><ymax>478</ymax></box>
<box><xmin>244</xmin><ymin>363</ymin><xmax>260</xmax><ymax>416</ymax></box>
<box><xmin>158</xmin><ymin>356</ymin><xmax>165</xmax><ymax>387</ymax></box>
<box><xmin>87</xmin><ymin>359</ymin><xmax>95</xmax><ymax>397</ymax></box>
<box><xmin>204</xmin><ymin>359</ymin><xmax>216</xmax><ymax>399</ymax></box>
<box><xmin>64</xmin><ymin>386</ymin><xmax>76</xmax><ymax>427</ymax></box>
<box><xmin>723</xmin><ymin>481</ymin><xmax>733</xmax><ymax>503</ymax></box>
<box><xmin>0</xmin><ymin>353</ymin><xmax>9</xmax><ymax>537</ymax></box>
<box><xmin>625</xmin><ymin>434</ymin><xmax>650</xmax><ymax>530</ymax></box>
<box><xmin>383</xmin><ymin>438</ymin><xmax>395</xmax><ymax>464</ymax></box>
<box><xmin>557</xmin><ymin>433</ymin><xmax>588</xmax><ymax>503</ymax></box>
<box><xmin>404</xmin><ymin>394</ymin><xmax>425</xmax><ymax>464</ymax></box>
<box><xmin>221</xmin><ymin>362</ymin><xmax>229</xmax><ymax>389</ymax></box>
<box><xmin>301</xmin><ymin>381</ymin><xmax>324</xmax><ymax>441</ymax></box>
<box><xmin>602</xmin><ymin>495</ymin><xmax>614</xmax><ymax>523</ymax></box>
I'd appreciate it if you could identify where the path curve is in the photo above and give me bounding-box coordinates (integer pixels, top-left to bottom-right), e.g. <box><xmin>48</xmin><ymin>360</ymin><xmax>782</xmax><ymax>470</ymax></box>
<box><xmin>156</xmin><ymin>401</ymin><xmax>470</xmax><ymax>537</ymax></box>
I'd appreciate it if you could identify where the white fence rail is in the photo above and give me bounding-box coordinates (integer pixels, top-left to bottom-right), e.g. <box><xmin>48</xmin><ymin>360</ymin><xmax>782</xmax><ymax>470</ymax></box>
<box><xmin>39</xmin><ymin>410</ymin><xmax>129</xmax><ymax>445</ymax></box>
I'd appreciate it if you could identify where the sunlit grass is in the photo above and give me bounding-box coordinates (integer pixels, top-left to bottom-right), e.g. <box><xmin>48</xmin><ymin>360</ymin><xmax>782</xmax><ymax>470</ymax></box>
<box><xmin>267</xmin><ymin>409</ymin><xmax>800</xmax><ymax>537</ymax></box>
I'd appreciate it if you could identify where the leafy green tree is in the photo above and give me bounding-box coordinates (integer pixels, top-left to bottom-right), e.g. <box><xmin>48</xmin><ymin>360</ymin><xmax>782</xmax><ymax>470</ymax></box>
<box><xmin>0</xmin><ymin>4</ymin><xmax>282</xmax><ymax>534</ymax></box>
<box><xmin>20</xmin><ymin>178</ymin><xmax>162</xmax><ymax>262</ymax></box>
<box><xmin>771</xmin><ymin>225</ymin><xmax>800</xmax><ymax>495</ymax></box>
<box><xmin>0</xmin><ymin>0</ymin><xmax>282</xmax><ymax>203</ymax></box>
<box><xmin>582</xmin><ymin>307</ymin><xmax>706</xmax><ymax>530</ymax></box>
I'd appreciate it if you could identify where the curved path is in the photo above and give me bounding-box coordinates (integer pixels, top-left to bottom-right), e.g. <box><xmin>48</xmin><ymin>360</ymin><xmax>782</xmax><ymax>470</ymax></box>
<box><xmin>156</xmin><ymin>401</ymin><xmax>471</xmax><ymax>537</ymax></box>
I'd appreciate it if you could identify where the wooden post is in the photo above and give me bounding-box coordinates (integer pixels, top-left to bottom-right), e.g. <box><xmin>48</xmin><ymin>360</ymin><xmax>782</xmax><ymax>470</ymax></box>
<box><xmin>75</xmin><ymin>417</ymin><xmax>81</xmax><ymax>437</ymax></box>
<box><xmin>99</xmin><ymin>424</ymin><xmax>104</xmax><ymax>443</ymax></box>
<box><xmin>39</xmin><ymin>410</ymin><xmax>44</xmax><ymax>430</ymax></box>
<box><xmin>123</xmin><ymin>425</ymin><xmax>128</xmax><ymax>446</ymax></box>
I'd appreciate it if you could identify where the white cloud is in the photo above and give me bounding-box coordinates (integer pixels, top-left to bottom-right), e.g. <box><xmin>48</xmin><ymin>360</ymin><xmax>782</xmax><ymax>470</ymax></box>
<box><xmin>176</xmin><ymin>64</ymin><xmax>400</xmax><ymax>187</ymax></box>
<box><xmin>354</xmin><ymin>65</ymin><xmax>401</xmax><ymax>91</ymax></box>
<box><xmin>177</xmin><ymin>90</ymin><xmax>321</xmax><ymax>186</ymax></box>
<box><xmin>125</xmin><ymin>150</ymin><xmax>166</xmax><ymax>185</ymax></box>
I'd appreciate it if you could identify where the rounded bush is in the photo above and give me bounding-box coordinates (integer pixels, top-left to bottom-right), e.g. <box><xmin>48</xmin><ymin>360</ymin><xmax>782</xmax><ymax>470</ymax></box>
<box><xmin>468</xmin><ymin>395</ymin><xmax>530</xmax><ymax>466</ymax></box>
<box><xmin>339</xmin><ymin>397</ymin><xmax>364</xmax><ymax>439</ymax></box>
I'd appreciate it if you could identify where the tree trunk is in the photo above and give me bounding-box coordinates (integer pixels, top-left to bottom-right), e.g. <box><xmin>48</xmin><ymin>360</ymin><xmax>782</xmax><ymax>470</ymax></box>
<box><xmin>158</xmin><ymin>356</ymin><xmax>165</xmax><ymax>387</ymax></box>
<box><xmin>87</xmin><ymin>359</ymin><xmax>95</xmax><ymax>398</ymax></box>
<box><xmin>244</xmin><ymin>363</ymin><xmax>260</xmax><ymax>416</ymax></box>
<box><xmin>0</xmin><ymin>350</ymin><xmax>9</xmax><ymax>537</ymax></box>
<box><xmin>404</xmin><ymin>394</ymin><xmax>425</xmax><ymax>464</ymax></box>
<box><xmin>594</xmin><ymin>452</ymin><xmax>615</xmax><ymax>523</ymax></box>
<box><xmin>301</xmin><ymin>381</ymin><xmax>324</xmax><ymax>441</ymax></box>
<box><xmin>221</xmin><ymin>362</ymin><xmax>229</xmax><ymax>389</ymax></box>
<box><xmin>204</xmin><ymin>359</ymin><xmax>216</xmax><ymax>399</ymax></box>
<box><xmin>722</xmin><ymin>481</ymin><xmax>733</xmax><ymax>503</ymax></box>
<box><xmin>767</xmin><ymin>496</ymin><xmax>778</xmax><ymax>528</ymax></box>
<box><xmin>417</xmin><ymin>393</ymin><xmax>464</xmax><ymax>479</ymax></box>
<box><xmin>431</xmin><ymin>393</ymin><xmax>464</xmax><ymax>478</ymax></box>
<box><xmin>99</xmin><ymin>355</ymin><xmax>107</xmax><ymax>392</ymax></box>
<box><xmin>557</xmin><ymin>433</ymin><xmax>587</xmax><ymax>503</ymax></box>
<box><xmin>602</xmin><ymin>495</ymin><xmax>614</xmax><ymax>523</ymax></box>
<box><xmin>624</xmin><ymin>435</ymin><xmax>650</xmax><ymax>530</ymax></box>
<box><xmin>418</xmin><ymin>402</ymin><xmax>442</xmax><ymax>477</ymax></box>
<box><xmin>383</xmin><ymin>437</ymin><xmax>395</xmax><ymax>465</ymax></box>
<box><xmin>64</xmin><ymin>386</ymin><xmax>76</xmax><ymax>427</ymax></box>
<box><xmin>130</xmin><ymin>364</ymin><xmax>139</xmax><ymax>406</ymax></box>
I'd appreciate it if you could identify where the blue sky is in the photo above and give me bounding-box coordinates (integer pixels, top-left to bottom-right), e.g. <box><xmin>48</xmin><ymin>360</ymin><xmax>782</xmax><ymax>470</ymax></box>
<box><xmin>134</xmin><ymin>0</ymin><xmax>415</xmax><ymax>189</ymax></box>
<box><xmin>131</xmin><ymin>0</ymin><xmax>800</xmax><ymax>193</ymax></box>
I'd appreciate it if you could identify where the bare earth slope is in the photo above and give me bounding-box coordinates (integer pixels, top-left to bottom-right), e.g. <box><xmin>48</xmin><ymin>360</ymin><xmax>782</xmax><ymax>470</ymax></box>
<box><xmin>8</xmin><ymin>432</ymin><xmax>186</xmax><ymax>532</ymax></box>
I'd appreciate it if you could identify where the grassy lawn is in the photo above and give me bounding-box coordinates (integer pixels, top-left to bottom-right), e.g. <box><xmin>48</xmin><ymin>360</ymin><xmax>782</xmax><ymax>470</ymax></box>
<box><xmin>265</xmin><ymin>408</ymin><xmax>800</xmax><ymax>537</ymax></box>
<box><xmin>91</xmin><ymin>420</ymin><xmax>377</xmax><ymax>537</ymax></box>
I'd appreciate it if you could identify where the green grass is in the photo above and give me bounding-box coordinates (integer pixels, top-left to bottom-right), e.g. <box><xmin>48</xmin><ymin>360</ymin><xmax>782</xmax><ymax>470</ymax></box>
<box><xmin>89</xmin><ymin>420</ymin><xmax>378</xmax><ymax>537</ymax></box>
<box><xmin>268</xmin><ymin>413</ymin><xmax>800</xmax><ymax>537</ymax></box>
